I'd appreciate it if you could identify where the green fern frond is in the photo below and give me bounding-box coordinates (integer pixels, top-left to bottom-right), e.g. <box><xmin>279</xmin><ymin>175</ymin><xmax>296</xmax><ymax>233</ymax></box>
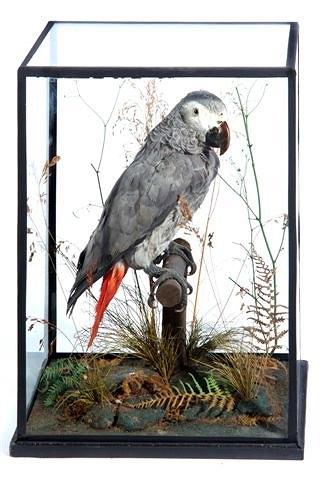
<box><xmin>39</xmin><ymin>358</ymin><xmax>87</xmax><ymax>408</ymax></box>
<box><xmin>188</xmin><ymin>372</ymin><xmax>204</xmax><ymax>394</ymax></box>
<box><xmin>204</xmin><ymin>374</ymin><xmax>224</xmax><ymax>396</ymax></box>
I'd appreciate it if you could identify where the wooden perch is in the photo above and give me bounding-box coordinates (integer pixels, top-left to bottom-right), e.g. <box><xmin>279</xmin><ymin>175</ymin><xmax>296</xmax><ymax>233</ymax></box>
<box><xmin>157</xmin><ymin>238</ymin><xmax>192</xmax><ymax>368</ymax></box>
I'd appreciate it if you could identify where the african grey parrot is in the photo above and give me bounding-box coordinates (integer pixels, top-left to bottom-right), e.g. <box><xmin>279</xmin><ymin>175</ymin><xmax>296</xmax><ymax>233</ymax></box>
<box><xmin>67</xmin><ymin>90</ymin><xmax>230</xmax><ymax>347</ymax></box>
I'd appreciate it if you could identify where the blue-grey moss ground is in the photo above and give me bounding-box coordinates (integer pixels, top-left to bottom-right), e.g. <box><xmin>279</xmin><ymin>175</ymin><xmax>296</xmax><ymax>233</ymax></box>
<box><xmin>27</xmin><ymin>357</ymin><xmax>288</xmax><ymax>438</ymax></box>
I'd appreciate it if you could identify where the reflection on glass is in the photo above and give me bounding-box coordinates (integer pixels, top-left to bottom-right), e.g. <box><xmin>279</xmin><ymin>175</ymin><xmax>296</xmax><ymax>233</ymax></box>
<box><xmin>27</xmin><ymin>76</ymin><xmax>289</xmax><ymax>438</ymax></box>
<box><xmin>28</xmin><ymin>23</ymin><xmax>290</xmax><ymax>68</ymax></box>
<box><xmin>26</xmin><ymin>78</ymin><xmax>49</xmax><ymax>407</ymax></box>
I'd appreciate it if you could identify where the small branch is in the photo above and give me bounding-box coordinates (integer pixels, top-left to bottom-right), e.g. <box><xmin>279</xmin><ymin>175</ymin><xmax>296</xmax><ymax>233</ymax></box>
<box><xmin>91</xmin><ymin>163</ymin><xmax>105</xmax><ymax>207</ymax></box>
<box><xmin>246</xmin><ymin>83</ymin><xmax>268</xmax><ymax>117</ymax></box>
<box><xmin>236</xmin><ymin>87</ymin><xmax>277</xmax><ymax>266</ymax></box>
<box><xmin>236</xmin><ymin>88</ymin><xmax>263</xmax><ymax>224</ymax></box>
<box><xmin>274</xmin><ymin>222</ymin><xmax>288</xmax><ymax>264</ymax></box>
<box><xmin>218</xmin><ymin>173</ymin><xmax>258</xmax><ymax>219</ymax></box>
<box><xmin>228</xmin><ymin>277</ymin><xmax>256</xmax><ymax>302</ymax></box>
<box><xmin>245</xmin><ymin>80</ymin><xmax>257</xmax><ymax>116</ymax></box>
<box><xmin>203</xmin><ymin>253</ymin><xmax>226</xmax><ymax>329</ymax></box>
<box><xmin>228</xmin><ymin>277</ymin><xmax>266</xmax><ymax>313</ymax></box>
<box><xmin>27</xmin><ymin>212</ymin><xmax>85</xmax><ymax>352</ymax></box>
<box><xmin>104</xmin><ymin>81</ymin><xmax>125</xmax><ymax>127</ymax></box>
<box><xmin>97</xmin><ymin>123</ymin><xmax>108</xmax><ymax>174</ymax></box>
<box><xmin>239</xmin><ymin>154</ymin><xmax>250</xmax><ymax>196</ymax></box>
<box><xmin>214</xmin><ymin>251</ymin><xmax>249</xmax><ymax>326</ymax></box>
<box><xmin>29</xmin><ymin>317</ymin><xmax>77</xmax><ymax>351</ymax></box>
<box><xmin>192</xmin><ymin>180</ymin><xmax>217</xmax><ymax>326</ymax></box>
<box><xmin>75</xmin><ymin>81</ymin><xmax>106</xmax><ymax>125</ymax></box>
<box><xmin>236</xmin><ymin>86</ymin><xmax>280</xmax><ymax>348</ymax></box>
<box><xmin>76</xmin><ymin>81</ymin><xmax>124</xmax><ymax>206</ymax></box>
<box><xmin>133</xmin><ymin>270</ymin><xmax>150</xmax><ymax>326</ymax></box>
<box><xmin>243</xmin><ymin>179</ymin><xmax>267</xmax><ymax>347</ymax></box>
<box><xmin>232</xmin><ymin>241</ymin><xmax>252</xmax><ymax>258</ymax></box>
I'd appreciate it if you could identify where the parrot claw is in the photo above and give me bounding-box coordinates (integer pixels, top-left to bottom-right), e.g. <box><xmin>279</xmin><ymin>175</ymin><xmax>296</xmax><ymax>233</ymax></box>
<box><xmin>153</xmin><ymin>241</ymin><xmax>196</xmax><ymax>275</ymax></box>
<box><xmin>145</xmin><ymin>264</ymin><xmax>192</xmax><ymax>309</ymax></box>
<box><xmin>167</xmin><ymin>241</ymin><xmax>197</xmax><ymax>275</ymax></box>
<box><xmin>153</xmin><ymin>252</ymin><xmax>166</xmax><ymax>265</ymax></box>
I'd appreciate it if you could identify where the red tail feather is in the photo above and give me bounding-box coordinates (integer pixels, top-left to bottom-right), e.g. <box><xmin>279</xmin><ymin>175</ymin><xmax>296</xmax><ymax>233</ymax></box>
<box><xmin>88</xmin><ymin>261</ymin><xmax>128</xmax><ymax>348</ymax></box>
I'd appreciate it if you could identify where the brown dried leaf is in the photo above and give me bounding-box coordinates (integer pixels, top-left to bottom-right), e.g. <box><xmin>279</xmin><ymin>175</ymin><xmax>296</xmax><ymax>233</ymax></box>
<box><xmin>41</xmin><ymin>155</ymin><xmax>61</xmax><ymax>183</ymax></box>
<box><xmin>177</xmin><ymin>195</ymin><xmax>193</xmax><ymax>226</ymax></box>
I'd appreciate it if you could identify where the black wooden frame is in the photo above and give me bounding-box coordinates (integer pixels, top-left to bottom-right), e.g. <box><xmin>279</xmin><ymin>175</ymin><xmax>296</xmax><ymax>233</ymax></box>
<box><xmin>11</xmin><ymin>21</ymin><xmax>307</xmax><ymax>459</ymax></box>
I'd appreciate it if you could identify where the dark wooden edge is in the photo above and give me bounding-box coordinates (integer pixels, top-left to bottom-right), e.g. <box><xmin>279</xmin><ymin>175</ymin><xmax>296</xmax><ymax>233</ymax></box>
<box><xmin>19</xmin><ymin>66</ymin><xmax>294</xmax><ymax>79</ymax></box>
<box><xmin>9</xmin><ymin>361</ymin><xmax>307</xmax><ymax>459</ymax></box>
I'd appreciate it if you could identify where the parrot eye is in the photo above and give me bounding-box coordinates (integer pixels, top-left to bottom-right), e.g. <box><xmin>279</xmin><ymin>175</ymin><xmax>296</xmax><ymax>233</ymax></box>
<box><xmin>193</xmin><ymin>108</ymin><xmax>199</xmax><ymax>115</ymax></box>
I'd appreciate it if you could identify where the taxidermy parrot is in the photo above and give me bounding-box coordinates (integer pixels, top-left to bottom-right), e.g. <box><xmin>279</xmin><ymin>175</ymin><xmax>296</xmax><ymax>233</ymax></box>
<box><xmin>67</xmin><ymin>90</ymin><xmax>230</xmax><ymax>347</ymax></box>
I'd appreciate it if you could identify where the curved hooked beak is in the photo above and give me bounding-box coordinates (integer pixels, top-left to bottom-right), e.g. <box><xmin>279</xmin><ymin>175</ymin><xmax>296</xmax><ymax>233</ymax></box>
<box><xmin>206</xmin><ymin>121</ymin><xmax>230</xmax><ymax>155</ymax></box>
<box><xmin>218</xmin><ymin>121</ymin><xmax>230</xmax><ymax>155</ymax></box>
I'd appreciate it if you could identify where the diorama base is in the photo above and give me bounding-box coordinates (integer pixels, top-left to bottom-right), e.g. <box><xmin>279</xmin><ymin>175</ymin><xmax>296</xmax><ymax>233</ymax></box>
<box><xmin>9</xmin><ymin>360</ymin><xmax>307</xmax><ymax>460</ymax></box>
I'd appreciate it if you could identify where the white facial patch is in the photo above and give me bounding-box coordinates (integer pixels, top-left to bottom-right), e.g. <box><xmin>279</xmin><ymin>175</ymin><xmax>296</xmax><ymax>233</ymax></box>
<box><xmin>184</xmin><ymin>101</ymin><xmax>226</xmax><ymax>134</ymax></box>
<box><xmin>197</xmin><ymin>104</ymin><xmax>219</xmax><ymax>132</ymax></box>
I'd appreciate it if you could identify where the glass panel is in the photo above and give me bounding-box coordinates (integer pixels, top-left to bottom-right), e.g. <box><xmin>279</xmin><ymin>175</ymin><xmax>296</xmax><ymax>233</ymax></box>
<box><xmin>27</xmin><ymin>75</ymin><xmax>289</xmax><ymax>438</ymax></box>
<box><xmin>26</xmin><ymin>77</ymin><xmax>49</xmax><ymax>407</ymax></box>
<box><xmin>27</xmin><ymin>22</ymin><xmax>290</xmax><ymax>68</ymax></box>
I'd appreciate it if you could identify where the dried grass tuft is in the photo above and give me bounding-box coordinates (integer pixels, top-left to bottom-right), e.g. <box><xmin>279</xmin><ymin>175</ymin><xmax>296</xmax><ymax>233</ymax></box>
<box><xmin>209</xmin><ymin>352</ymin><xmax>268</xmax><ymax>401</ymax></box>
<box><xmin>187</xmin><ymin>318</ymin><xmax>240</xmax><ymax>362</ymax></box>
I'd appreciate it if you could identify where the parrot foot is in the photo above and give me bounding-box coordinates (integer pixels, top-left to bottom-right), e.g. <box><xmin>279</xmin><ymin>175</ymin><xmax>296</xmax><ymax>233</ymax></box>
<box><xmin>144</xmin><ymin>264</ymin><xmax>193</xmax><ymax>309</ymax></box>
<box><xmin>168</xmin><ymin>241</ymin><xmax>197</xmax><ymax>275</ymax></box>
<box><xmin>153</xmin><ymin>252</ymin><xmax>165</xmax><ymax>265</ymax></box>
<box><xmin>153</xmin><ymin>241</ymin><xmax>197</xmax><ymax>275</ymax></box>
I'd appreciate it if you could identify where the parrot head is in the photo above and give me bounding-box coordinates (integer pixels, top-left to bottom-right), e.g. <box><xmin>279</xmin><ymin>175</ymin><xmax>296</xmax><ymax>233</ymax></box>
<box><xmin>178</xmin><ymin>90</ymin><xmax>230</xmax><ymax>154</ymax></box>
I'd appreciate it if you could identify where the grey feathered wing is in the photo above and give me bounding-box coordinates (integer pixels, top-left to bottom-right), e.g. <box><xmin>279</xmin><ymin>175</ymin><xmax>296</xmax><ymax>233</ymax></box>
<box><xmin>67</xmin><ymin>144</ymin><xmax>214</xmax><ymax>314</ymax></box>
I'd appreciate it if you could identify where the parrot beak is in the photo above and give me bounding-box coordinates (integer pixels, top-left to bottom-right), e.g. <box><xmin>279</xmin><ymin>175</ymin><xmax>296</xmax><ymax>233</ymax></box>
<box><xmin>205</xmin><ymin>121</ymin><xmax>230</xmax><ymax>154</ymax></box>
<box><xmin>218</xmin><ymin>121</ymin><xmax>230</xmax><ymax>155</ymax></box>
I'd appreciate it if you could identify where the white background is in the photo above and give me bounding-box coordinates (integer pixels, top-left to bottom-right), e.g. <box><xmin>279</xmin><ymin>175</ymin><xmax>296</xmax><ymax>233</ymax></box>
<box><xmin>25</xmin><ymin>76</ymin><xmax>289</xmax><ymax>354</ymax></box>
<box><xmin>0</xmin><ymin>0</ymin><xmax>323</xmax><ymax>476</ymax></box>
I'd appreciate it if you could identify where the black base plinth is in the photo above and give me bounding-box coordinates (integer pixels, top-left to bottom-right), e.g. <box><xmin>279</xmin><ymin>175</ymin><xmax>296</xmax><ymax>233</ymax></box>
<box><xmin>10</xmin><ymin>360</ymin><xmax>308</xmax><ymax>460</ymax></box>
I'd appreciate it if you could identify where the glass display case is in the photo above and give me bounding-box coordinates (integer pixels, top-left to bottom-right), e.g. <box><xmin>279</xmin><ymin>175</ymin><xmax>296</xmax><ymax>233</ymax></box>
<box><xmin>10</xmin><ymin>21</ymin><xmax>307</xmax><ymax>459</ymax></box>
